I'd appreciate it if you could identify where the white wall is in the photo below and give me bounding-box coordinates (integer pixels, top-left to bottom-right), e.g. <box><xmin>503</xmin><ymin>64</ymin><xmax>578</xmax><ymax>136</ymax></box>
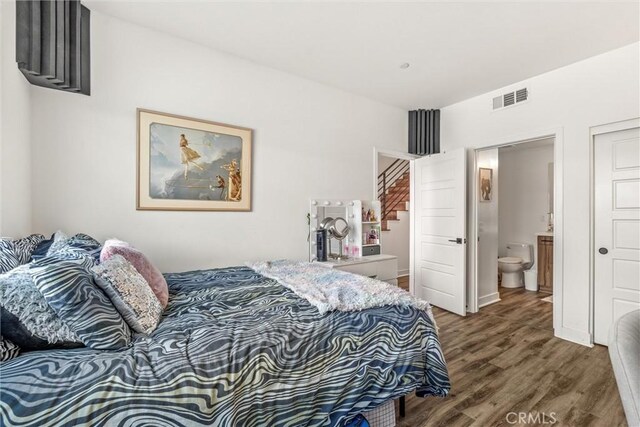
<box><xmin>382</xmin><ymin>210</ymin><xmax>409</xmax><ymax>276</ymax></box>
<box><xmin>441</xmin><ymin>42</ymin><xmax>640</xmax><ymax>345</ymax></box>
<box><xmin>0</xmin><ymin>1</ymin><xmax>32</xmax><ymax>238</ymax></box>
<box><xmin>476</xmin><ymin>148</ymin><xmax>499</xmax><ymax>307</ymax></box>
<box><xmin>29</xmin><ymin>12</ymin><xmax>407</xmax><ymax>272</ymax></box>
<box><xmin>498</xmin><ymin>141</ymin><xmax>554</xmax><ymax>258</ymax></box>
<box><xmin>377</xmin><ymin>154</ymin><xmax>396</xmax><ymax>175</ymax></box>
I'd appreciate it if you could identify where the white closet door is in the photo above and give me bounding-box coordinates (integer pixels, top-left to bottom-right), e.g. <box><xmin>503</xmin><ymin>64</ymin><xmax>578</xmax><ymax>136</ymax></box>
<box><xmin>594</xmin><ymin>127</ymin><xmax>640</xmax><ymax>345</ymax></box>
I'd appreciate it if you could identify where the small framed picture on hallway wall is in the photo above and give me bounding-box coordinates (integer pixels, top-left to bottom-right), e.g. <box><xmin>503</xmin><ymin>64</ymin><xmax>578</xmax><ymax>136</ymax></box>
<box><xmin>137</xmin><ymin>109</ymin><xmax>252</xmax><ymax>211</ymax></box>
<box><xmin>479</xmin><ymin>167</ymin><xmax>493</xmax><ymax>202</ymax></box>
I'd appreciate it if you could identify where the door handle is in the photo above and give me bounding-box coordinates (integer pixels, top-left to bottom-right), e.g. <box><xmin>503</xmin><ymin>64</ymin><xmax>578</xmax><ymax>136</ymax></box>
<box><xmin>448</xmin><ymin>238</ymin><xmax>466</xmax><ymax>244</ymax></box>
<box><xmin>598</xmin><ymin>247</ymin><xmax>608</xmax><ymax>255</ymax></box>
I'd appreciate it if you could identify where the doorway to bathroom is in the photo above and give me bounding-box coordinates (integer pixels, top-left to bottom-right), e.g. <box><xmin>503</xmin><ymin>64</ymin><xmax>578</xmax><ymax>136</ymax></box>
<box><xmin>471</xmin><ymin>136</ymin><xmax>558</xmax><ymax>321</ymax></box>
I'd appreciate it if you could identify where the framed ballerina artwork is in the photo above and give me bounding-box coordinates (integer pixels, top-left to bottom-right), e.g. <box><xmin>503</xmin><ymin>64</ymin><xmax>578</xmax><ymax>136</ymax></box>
<box><xmin>137</xmin><ymin>109</ymin><xmax>252</xmax><ymax>211</ymax></box>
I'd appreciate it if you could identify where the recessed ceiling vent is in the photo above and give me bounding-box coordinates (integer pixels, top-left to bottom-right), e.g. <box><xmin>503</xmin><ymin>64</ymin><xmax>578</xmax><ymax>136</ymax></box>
<box><xmin>492</xmin><ymin>87</ymin><xmax>529</xmax><ymax>111</ymax></box>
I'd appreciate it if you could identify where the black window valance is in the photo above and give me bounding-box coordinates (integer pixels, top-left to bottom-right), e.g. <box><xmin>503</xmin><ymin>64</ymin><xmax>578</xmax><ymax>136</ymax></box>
<box><xmin>16</xmin><ymin>0</ymin><xmax>90</xmax><ymax>95</ymax></box>
<box><xmin>409</xmin><ymin>109</ymin><xmax>440</xmax><ymax>155</ymax></box>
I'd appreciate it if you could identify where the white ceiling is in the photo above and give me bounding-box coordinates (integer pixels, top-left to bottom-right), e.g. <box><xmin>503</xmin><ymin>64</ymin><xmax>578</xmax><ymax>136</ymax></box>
<box><xmin>86</xmin><ymin>1</ymin><xmax>640</xmax><ymax>109</ymax></box>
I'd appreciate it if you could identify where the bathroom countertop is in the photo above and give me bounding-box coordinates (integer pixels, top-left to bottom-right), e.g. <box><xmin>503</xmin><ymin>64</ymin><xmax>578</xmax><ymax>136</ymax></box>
<box><xmin>536</xmin><ymin>231</ymin><xmax>554</xmax><ymax>237</ymax></box>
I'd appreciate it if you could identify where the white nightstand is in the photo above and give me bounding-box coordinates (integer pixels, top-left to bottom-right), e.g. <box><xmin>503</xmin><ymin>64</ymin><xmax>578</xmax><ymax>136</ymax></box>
<box><xmin>315</xmin><ymin>254</ymin><xmax>398</xmax><ymax>286</ymax></box>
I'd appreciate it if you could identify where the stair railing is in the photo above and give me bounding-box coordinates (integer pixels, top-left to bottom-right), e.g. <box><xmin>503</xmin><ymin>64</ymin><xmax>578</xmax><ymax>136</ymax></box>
<box><xmin>378</xmin><ymin>159</ymin><xmax>410</xmax><ymax>221</ymax></box>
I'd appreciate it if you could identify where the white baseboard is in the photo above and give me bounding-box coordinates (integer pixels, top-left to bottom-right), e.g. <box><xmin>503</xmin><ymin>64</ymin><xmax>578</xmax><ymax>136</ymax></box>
<box><xmin>478</xmin><ymin>292</ymin><xmax>501</xmax><ymax>308</ymax></box>
<box><xmin>398</xmin><ymin>269</ymin><xmax>409</xmax><ymax>277</ymax></box>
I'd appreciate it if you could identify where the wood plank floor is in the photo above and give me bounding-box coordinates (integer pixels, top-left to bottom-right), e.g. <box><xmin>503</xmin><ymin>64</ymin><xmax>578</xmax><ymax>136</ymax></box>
<box><xmin>395</xmin><ymin>287</ymin><xmax>628</xmax><ymax>427</ymax></box>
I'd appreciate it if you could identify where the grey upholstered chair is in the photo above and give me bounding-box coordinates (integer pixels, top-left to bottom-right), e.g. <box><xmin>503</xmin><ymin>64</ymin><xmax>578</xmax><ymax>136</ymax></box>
<box><xmin>609</xmin><ymin>310</ymin><xmax>640</xmax><ymax>427</ymax></box>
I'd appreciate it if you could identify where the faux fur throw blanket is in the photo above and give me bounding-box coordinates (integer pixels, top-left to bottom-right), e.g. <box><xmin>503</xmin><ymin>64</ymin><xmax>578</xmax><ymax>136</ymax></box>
<box><xmin>246</xmin><ymin>260</ymin><xmax>435</xmax><ymax>325</ymax></box>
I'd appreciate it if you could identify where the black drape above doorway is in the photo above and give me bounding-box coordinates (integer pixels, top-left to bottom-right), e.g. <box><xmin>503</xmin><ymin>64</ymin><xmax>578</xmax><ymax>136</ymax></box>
<box><xmin>409</xmin><ymin>109</ymin><xmax>440</xmax><ymax>155</ymax></box>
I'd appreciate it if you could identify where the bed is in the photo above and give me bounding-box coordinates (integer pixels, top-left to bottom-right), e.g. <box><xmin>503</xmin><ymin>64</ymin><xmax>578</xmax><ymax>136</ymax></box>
<box><xmin>0</xmin><ymin>266</ymin><xmax>450</xmax><ymax>426</ymax></box>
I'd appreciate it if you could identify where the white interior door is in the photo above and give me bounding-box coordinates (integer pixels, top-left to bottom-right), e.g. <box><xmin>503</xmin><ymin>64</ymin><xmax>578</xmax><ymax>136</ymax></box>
<box><xmin>411</xmin><ymin>148</ymin><xmax>467</xmax><ymax>316</ymax></box>
<box><xmin>594</xmin><ymin>127</ymin><xmax>640</xmax><ymax>345</ymax></box>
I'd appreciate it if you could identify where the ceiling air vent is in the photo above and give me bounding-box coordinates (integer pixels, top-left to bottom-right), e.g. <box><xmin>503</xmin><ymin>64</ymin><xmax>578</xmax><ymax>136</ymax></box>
<box><xmin>516</xmin><ymin>87</ymin><xmax>528</xmax><ymax>103</ymax></box>
<box><xmin>492</xmin><ymin>87</ymin><xmax>529</xmax><ymax>111</ymax></box>
<box><xmin>503</xmin><ymin>92</ymin><xmax>515</xmax><ymax>107</ymax></box>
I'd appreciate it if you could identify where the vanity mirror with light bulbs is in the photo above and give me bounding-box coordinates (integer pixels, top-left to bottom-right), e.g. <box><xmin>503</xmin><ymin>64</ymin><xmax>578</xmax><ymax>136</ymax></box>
<box><xmin>309</xmin><ymin>199</ymin><xmax>398</xmax><ymax>286</ymax></box>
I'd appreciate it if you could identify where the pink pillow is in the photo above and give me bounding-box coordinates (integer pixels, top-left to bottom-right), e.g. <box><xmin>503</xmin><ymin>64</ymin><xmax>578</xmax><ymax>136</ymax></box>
<box><xmin>100</xmin><ymin>239</ymin><xmax>168</xmax><ymax>308</ymax></box>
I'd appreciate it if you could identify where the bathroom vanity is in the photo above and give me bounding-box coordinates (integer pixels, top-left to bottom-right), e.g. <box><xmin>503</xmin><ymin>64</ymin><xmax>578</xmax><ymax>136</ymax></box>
<box><xmin>537</xmin><ymin>232</ymin><xmax>554</xmax><ymax>294</ymax></box>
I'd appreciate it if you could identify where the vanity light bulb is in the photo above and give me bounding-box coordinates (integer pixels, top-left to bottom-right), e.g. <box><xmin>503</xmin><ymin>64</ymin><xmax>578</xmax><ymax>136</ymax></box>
<box><xmin>348</xmin><ymin>202</ymin><xmax>354</xmax><ymax>206</ymax></box>
<box><xmin>311</xmin><ymin>200</ymin><xmax>317</xmax><ymax>205</ymax></box>
<box><xmin>324</xmin><ymin>201</ymin><xmax>331</xmax><ymax>206</ymax></box>
<box><xmin>336</xmin><ymin>201</ymin><xmax>343</xmax><ymax>206</ymax></box>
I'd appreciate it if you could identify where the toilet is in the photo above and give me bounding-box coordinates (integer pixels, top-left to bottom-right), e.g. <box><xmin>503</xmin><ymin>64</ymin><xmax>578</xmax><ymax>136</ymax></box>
<box><xmin>498</xmin><ymin>242</ymin><xmax>533</xmax><ymax>288</ymax></box>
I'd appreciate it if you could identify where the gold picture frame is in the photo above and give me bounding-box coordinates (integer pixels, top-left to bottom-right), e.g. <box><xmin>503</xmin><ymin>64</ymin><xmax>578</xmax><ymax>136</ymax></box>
<box><xmin>137</xmin><ymin>109</ymin><xmax>252</xmax><ymax>211</ymax></box>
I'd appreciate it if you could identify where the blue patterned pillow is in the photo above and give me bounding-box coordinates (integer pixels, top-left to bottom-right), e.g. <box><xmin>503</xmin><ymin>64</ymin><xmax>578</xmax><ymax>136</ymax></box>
<box><xmin>68</xmin><ymin>233</ymin><xmax>102</xmax><ymax>261</ymax></box>
<box><xmin>67</xmin><ymin>233</ymin><xmax>101</xmax><ymax>252</ymax></box>
<box><xmin>32</xmin><ymin>261</ymin><xmax>132</xmax><ymax>350</ymax></box>
<box><xmin>0</xmin><ymin>264</ymin><xmax>83</xmax><ymax>351</ymax></box>
<box><xmin>30</xmin><ymin>233</ymin><xmax>55</xmax><ymax>261</ymax></box>
<box><xmin>42</xmin><ymin>246</ymin><xmax>98</xmax><ymax>268</ymax></box>
<box><xmin>12</xmin><ymin>234</ymin><xmax>45</xmax><ymax>264</ymax></box>
<box><xmin>46</xmin><ymin>230</ymin><xmax>69</xmax><ymax>256</ymax></box>
<box><xmin>0</xmin><ymin>336</ymin><xmax>21</xmax><ymax>362</ymax></box>
<box><xmin>48</xmin><ymin>232</ymin><xmax>102</xmax><ymax>262</ymax></box>
<box><xmin>0</xmin><ymin>239</ymin><xmax>20</xmax><ymax>273</ymax></box>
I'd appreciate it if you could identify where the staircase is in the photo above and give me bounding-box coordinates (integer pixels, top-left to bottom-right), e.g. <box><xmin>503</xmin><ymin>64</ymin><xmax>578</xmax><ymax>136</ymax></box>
<box><xmin>378</xmin><ymin>159</ymin><xmax>410</xmax><ymax>231</ymax></box>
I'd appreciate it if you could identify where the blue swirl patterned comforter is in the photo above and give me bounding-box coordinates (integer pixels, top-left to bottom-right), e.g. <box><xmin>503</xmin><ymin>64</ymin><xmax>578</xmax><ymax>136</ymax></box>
<box><xmin>0</xmin><ymin>267</ymin><xmax>450</xmax><ymax>426</ymax></box>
